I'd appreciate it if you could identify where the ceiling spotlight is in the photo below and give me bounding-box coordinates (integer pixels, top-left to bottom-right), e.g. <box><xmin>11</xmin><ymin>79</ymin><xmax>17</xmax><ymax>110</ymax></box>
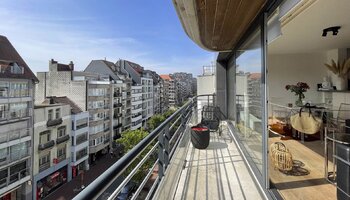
<box><xmin>322</xmin><ymin>26</ymin><xmax>341</xmax><ymax>37</ymax></box>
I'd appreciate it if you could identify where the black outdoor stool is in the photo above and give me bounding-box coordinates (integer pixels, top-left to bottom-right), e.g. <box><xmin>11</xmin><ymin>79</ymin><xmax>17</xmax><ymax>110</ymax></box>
<box><xmin>201</xmin><ymin>105</ymin><xmax>222</xmax><ymax>136</ymax></box>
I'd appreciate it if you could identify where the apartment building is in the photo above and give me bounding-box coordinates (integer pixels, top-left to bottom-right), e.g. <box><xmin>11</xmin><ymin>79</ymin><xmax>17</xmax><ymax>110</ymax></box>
<box><xmin>35</xmin><ymin>60</ymin><xmax>112</xmax><ymax>164</ymax></box>
<box><xmin>171</xmin><ymin>72</ymin><xmax>194</xmax><ymax>105</ymax></box>
<box><xmin>160</xmin><ymin>75</ymin><xmax>176</xmax><ymax>108</ymax></box>
<box><xmin>85</xmin><ymin>60</ymin><xmax>130</xmax><ymax>140</ymax></box>
<box><xmin>0</xmin><ymin>35</ymin><xmax>38</xmax><ymax>200</ymax></box>
<box><xmin>148</xmin><ymin>71</ymin><xmax>162</xmax><ymax>114</ymax></box>
<box><xmin>46</xmin><ymin>97</ymin><xmax>89</xmax><ymax>178</ymax></box>
<box><xmin>33</xmin><ymin>103</ymin><xmax>72</xmax><ymax>200</ymax></box>
<box><xmin>141</xmin><ymin>71</ymin><xmax>154</xmax><ymax>124</ymax></box>
<box><xmin>118</xmin><ymin>59</ymin><xmax>153</xmax><ymax>129</ymax></box>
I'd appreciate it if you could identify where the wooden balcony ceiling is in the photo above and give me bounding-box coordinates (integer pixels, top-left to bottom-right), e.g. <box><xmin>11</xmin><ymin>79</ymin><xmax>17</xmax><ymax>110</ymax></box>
<box><xmin>173</xmin><ymin>0</ymin><xmax>266</xmax><ymax>51</ymax></box>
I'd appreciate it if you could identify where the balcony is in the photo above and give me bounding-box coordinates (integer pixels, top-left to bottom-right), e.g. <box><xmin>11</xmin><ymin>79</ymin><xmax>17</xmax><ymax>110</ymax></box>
<box><xmin>114</xmin><ymin>92</ymin><xmax>122</xmax><ymax>97</ymax></box>
<box><xmin>0</xmin><ymin>150</ymin><xmax>30</xmax><ymax>166</ymax></box>
<box><xmin>76</xmin><ymin>151</ymin><xmax>88</xmax><ymax>161</ymax></box>
<box><xmin>39</xmin><ymin>162</ymin><xmax>50</xmax><ymax>172</ymax></box>
<box><xmin>57</xmin><ymin>154</ymin><xmax>66</xmax><ymax>163</ymax></box>
<box><xmin>0</xmin><ymin>128</ymin><xmax>30</xmax><ymax>144</ymax></box>
<box><xmin>73</xmin><ymin>95</ymin><xmax>263</xmax><ymax>200</ymax></box>
<box><xmin>113</xmin><ymin>113</ymin><xmax>122</xmax><ymax>119</ymax></box>
<box><xmin>0</xmin><ymin>168</ymin><xmax>30</xmax><ymax>190</ymax></box>
<box><xmin>113</xmin><ymin>123</ymin><xmax>122</xmax><ymax>129</ymax></box>
<box><xmin>0</xmin><ymin>109</ymin><xmax>30</xmax><ymax>122</ymax></box>
<box><xmin>38</xmin><ymin>140</ymin><xmax>55</xmax><ymax>151</ymax></box>
<box><xmin>47</xmin><ymin>118</ymin><xmax>63</xmax><ymax>127</ymax></box>
<box><xmin>56</xmin><ymin>134</ymin><xmax>70</xmax><ymax>144</ymax></box>
<box><xmin>113</xmin><ymin>103</ymin><xmax>122</xmax><ymax>108</ymax></box>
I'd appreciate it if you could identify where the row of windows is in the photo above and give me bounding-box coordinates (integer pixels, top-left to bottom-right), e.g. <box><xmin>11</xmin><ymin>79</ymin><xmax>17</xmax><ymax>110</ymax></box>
<box><xmin>89</xmin><ymin>134</ymin><xmax>109</xmax><ymax>147</ymax></box>
<box><xmin>48</xmin><ymin>108</ymin><xmax>61</xmax><ymax>121</ymax></box>
<box><xmin>88</xmin><ymin>88</ymin><xmax>107</xmax><ymax>96</ymax></box>
<box><xmin>0</xmin><ymin>142</ymin><xmax>29</xmax><ymax>161</ymax></box>
<box><xmin>39</xmin><ymin>126</ymin><xmax>66</xmax><ymax>144</ymax></box>
<box><xmin>0</xmin><ymin>81</ymin><xmax>29</xmax><ymax>98</ymax></box>
<box><xmin>0</xmin><ymin>103</ymin><xmax>29</xmax><ymax>121</ymax></box>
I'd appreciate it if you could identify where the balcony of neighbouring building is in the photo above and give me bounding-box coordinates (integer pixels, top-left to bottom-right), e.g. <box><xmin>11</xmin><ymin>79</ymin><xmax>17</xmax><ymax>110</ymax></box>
<box><xmin>113</xmin><ymin>123</ymin><xmax>122</xmax><ymax>130</ymax></box>
<box><xmin>38</xmin><ymin>140</ymin><xmax>55</xmax><ymax>151</ymax></box>
<box><xmin>0</xmin><ymin>128</ymin><xmax>30</xmax><ymax>144</ymax></box>
<box><xmin>46</xmin><ymin>118</ymin><xmax>63</xmax><ymax>127</ymax></box>
<box><xmin>114</xmin><ymin>113</ymin><xmax>122</xmax><ymax>119</ymax></box>
<box><xmin>114</xmin><ymin>92</ymin><xmax>122</xmax><ymax>98</ymax></box>
<box><xmin>56</xmin><ymin>134</ymin><xmax>70</xmax><ymax>145</ymax></box>
<box><xmin>0</xmin><ymin>168</ymin><xmax>30</xmax><ymax>190</ymax></box>
<box><xmin>39</xmin><ymin>162</ymin><xmax>50</xmax><ymax>172</ymax></box>
<box><xmin>0</xmin><ymin>149</ymin><xmax>30</xmax><ymax>167</ymax></box>
<box><xmin>57</xmin><ymin>154</ymin><xmax>67</xmax><ymax>163</ymax></box>
<box><xmin>0</xmin><ymin>109</ymin><xmax>30</xmax><ymax>122</ymax></box>
<box><xmin>72</xmin><ymin>95</ymin><xmax>262</xmax><ymax>200</ymax></box>
<box><xmin>113</xmin><ymin>103</ymin><xmax>122</xmax><ymax>108</ymax></box>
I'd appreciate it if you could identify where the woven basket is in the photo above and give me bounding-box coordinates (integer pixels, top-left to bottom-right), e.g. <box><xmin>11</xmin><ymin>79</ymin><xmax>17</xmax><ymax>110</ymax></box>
<box><xmin>270</xmin><ymin>142</ymin><xmax>293</xmax><ymax>171</ymax></box>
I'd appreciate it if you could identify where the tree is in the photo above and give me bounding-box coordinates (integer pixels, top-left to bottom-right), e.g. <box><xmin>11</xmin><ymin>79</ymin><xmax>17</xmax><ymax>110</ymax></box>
<box><xmin>116</xmin><ymin>129</ymin><xmax>155</xmax><ymax>184</ymax></box>
<box><xmin>147</xmin><ymin>114</ymin><xmax>165</xmax><ymax>131</ymax></box>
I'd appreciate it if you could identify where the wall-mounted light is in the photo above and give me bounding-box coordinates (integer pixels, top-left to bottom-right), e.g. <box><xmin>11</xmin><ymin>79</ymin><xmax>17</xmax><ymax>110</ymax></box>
<box><xmin>322</xmin><ymin>26</ymin><xmax>341</xmax><ymax>37</ymax></box>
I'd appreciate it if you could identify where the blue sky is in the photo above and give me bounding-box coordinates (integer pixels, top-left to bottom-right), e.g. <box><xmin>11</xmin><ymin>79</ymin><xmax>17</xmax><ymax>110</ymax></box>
<box><xmin>0</xmin><ymin>0</ymin><xmax>215</xmax><ymax>76</ymax></box>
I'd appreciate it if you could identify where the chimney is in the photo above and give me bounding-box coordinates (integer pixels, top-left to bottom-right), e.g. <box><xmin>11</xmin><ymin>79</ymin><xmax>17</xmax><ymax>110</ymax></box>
<box><xmin>49</xmin><ymin>59</ymin><xmax>58</xmax><ymax>72</ymax></box>
<box><xmin>69</xmin><ymin>61</ymin><xmax>74</xmax><ymax>71</ymax></box>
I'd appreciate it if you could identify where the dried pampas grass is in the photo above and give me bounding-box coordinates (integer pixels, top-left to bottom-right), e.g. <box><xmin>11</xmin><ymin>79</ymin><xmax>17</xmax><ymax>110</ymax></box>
<box><xmin>324</xmin><ymin>58</ymin><xmax>350</xmax><ymax>78</ymax></box>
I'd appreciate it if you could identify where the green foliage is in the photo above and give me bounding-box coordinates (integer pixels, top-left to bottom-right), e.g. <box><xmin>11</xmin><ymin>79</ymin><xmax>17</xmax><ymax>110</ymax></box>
<box><xmin>147</xmin><ymin>114</ymin><xmax>165</xmax><ymax>131</ymax></box>
<box><xmin>164</xmin><ymin>108</ymin><xmax>176</xmax><ymax>118</ymax></box>
<box><xmin>116</xmin><ymin>129</ymin><xmax>155</xmax><ymax>184</ymax></box>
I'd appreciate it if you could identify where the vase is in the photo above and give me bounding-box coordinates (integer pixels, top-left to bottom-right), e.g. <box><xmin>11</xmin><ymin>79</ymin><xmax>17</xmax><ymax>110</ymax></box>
<box><xmin>332</xmin><ymin>75</ymin><xmax>347</xmax><ymax>91</ymax></box>
<box><xmin>295</xmin><ymin>95</ymin><xmax>303</xmax><ymax>107</ymax></box>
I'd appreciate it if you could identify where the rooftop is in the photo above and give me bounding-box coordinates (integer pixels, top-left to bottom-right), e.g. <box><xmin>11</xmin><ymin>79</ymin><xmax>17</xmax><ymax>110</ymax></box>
<box><xmin>160</xmin><ymin>74</ymin><xmax>172</xmax><ymax>80</ymax></box>
<box><xmin>44</xmin><ymin>96</ymin><xmax>83</xmax><ymax>114</ymax></box>
<box><xmin>0</xmin><ymin>35</ymin><xmax>39</xmax><ymax>82</ymax></box>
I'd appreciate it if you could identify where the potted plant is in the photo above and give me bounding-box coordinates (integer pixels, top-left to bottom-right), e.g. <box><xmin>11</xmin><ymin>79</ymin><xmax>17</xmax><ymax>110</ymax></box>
<box><xmin>324</xmin><ymin>58</ymin><xmax>350</xmax><ymax>90</ymax></box>
<box><xmin>285</xmin><ymin>82</ymin><xmax>310</xmax><ymax>106</ymax></box>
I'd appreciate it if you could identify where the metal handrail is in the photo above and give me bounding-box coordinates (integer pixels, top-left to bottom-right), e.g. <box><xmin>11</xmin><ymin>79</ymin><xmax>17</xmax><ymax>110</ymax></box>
<box><xmin>73</xmin><ymin>94</ymin><xmax>214</xmax><ymax>200</ymax></box>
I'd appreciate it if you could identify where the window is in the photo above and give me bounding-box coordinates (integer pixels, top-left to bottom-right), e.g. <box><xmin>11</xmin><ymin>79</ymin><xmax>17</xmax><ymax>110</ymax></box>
<box><xmin>76</xmin><ymin>118</ymin><xmax>88</xmax><ymax>130</ymax></box>
<box><xmin>57</xmin><ymin>145</ymin><xmax>66</xmax><ymax>157</ymax></box>
<box><xmin>0</xmin><ymin>81</ymin><xmax>9</xmax><ymax>97</ymax></box>
<box><xmin>0</xmin><ymin>148</ymin><xmax>7</xmax><ymax>162</ymax></box>
<box><xmin>55</xmin><ymin>108</ymin><xmax>60</xmax><ymax>119</ymax></box>
<box><xmin>10</xmin><ymin>142</ymin><xmax>28</xmax><ymax>160</ymax></box>
<box><xmin>57</xmin><ymin>126</ymin><xmax>66</xmax><ymax>137</ymax></box>
<box><xmin>0</xmin><ymin>104</ymin><xmax>8</xmax><ymax>120</ymax></box>
<box><xmin>39</xmin><ymin>131</ymin><xmax>51</xmax><ymax>144</ymax></box>
<box><xmin>48</xmin><ymin>109</ymin><xmax>53</xmax><ymax>121</ymax></box>
<box><xmin>39</xmin><ymin>152</ymin><xmax>50</xmax><ymax>166</ymax></box>
<box><xmin>234</xmin><ymin>27</ymin><xmax>263</xmax><ymax>173</ymax></box>
<box><xmin>10</xmin><ymin>63</ymin><xmax>23</xmax><ymax>74</ymax></box>
<box><xmin>76</xmin><ymin>132</ymin><xmax>88</xmax><ymax>145</ymax></box>
<box><xmin>76</xmin><ymin>148</ymin><xmax>88</xmax><ymax>160</ymax></box>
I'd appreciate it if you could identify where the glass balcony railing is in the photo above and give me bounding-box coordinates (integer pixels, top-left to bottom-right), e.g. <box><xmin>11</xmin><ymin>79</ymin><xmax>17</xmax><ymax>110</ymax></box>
<box><xmin>73</xmin><ymin>94</ymin><xmax>217</xmax><ymax>200</ymax></box>
<box><xmin>0</xmin><ymin>109</ymin><xmax>30</xmax><ymax>122</ymax></box>
<box><xmin>0</xmin><ymin>168</ymin><xmax>30</xmax><ymax>189</ymax></box>
<box><xmin>0</xmin><ymin>128</ymin><xmax>30</xmax><ymax>144</ymax></box>
<box><xmin>0</xmin><ymin>149</ymin><xmax>30</xmax><ymax>166</ymax></box>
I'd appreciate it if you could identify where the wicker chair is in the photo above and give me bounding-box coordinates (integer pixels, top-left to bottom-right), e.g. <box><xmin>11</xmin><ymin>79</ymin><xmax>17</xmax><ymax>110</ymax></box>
<box><xmin>270</xmin><ymin>142</ymin><xmax>293</xmax><ymax>172</ymax></box>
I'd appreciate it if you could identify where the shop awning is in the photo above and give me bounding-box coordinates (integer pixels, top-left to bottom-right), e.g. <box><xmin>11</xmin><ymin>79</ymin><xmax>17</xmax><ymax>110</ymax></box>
<box><xmin>172</xmin><ymin>0</ymin><xmax>267</xmax><ymax>51</ymax></box>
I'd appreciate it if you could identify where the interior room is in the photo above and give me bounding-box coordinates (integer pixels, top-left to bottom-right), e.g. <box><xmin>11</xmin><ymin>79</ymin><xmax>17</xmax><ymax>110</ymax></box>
<box><xmin>267</xmin><ymin>0</ymin><xmax>350</xmax><ymax>199</ymax></box>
